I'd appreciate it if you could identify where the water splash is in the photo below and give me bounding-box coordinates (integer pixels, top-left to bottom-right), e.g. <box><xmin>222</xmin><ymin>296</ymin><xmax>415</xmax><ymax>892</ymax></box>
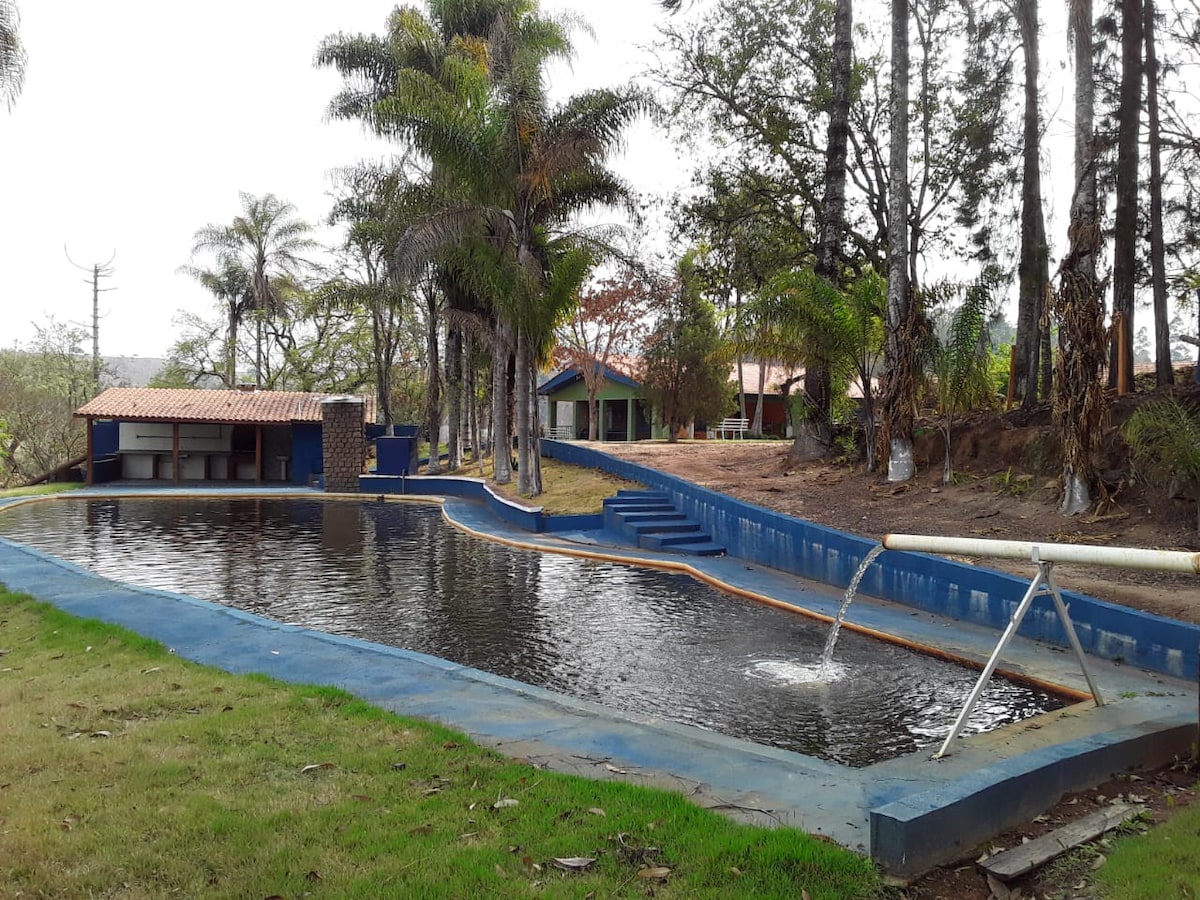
<box><xmin>748</xmin><ymin>659</ymin><xmax>847</xmax><ymax>685</ymax></box>
<box><xmin>819</xmin><ymin>543</ymin><xmax>886</xmax><ymax>674</ymax></box>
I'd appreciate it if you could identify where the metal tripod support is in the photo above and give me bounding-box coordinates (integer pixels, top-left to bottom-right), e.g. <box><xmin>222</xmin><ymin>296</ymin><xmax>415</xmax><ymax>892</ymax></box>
<box><xmin>933</xmin><ymin>548</ymin><xmax>1105</xmax><ymax>760</ymax></box>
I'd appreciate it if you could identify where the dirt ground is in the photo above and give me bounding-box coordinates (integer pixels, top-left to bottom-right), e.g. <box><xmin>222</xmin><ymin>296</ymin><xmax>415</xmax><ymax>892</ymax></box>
<box><xmin>591</xmin><ymin>412</ymin><xmax>1200</xmax><ymax>898</ymax></box>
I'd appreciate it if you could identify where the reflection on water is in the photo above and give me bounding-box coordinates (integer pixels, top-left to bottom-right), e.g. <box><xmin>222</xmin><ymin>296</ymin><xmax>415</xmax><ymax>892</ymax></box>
<box><xmin>1</xmin><ymin>497</ymin><xmax>1065</xmax><ymax>767</ymax></box>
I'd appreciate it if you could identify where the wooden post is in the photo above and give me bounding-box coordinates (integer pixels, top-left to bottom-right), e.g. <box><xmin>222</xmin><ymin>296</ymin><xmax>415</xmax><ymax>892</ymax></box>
<box><xmin>1116</xmin><ymin>313</ymin><xmax>1131</xmax><ymax>395</ymax></box>
<box><xmin>85</xmin><ymin>418</ymin><xmax>94</xmax><ymax>486</ymax></box>
<box><xmin>172</xmin><ymin>423</ymin><xmax>180</xmax><ymax>484</ymax></box>
<box><xmin>255</xmin><ymin>425</ymin><xmax>263</xmax><ymax>482</ymax></box>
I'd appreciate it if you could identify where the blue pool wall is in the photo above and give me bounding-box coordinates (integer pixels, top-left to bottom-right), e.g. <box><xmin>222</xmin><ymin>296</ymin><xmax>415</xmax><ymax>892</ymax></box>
<box><xmin>539</xmin><ymin>440</ymin><xmax>1200</xmax><ymax>681</ymax></box>
<box><xmin>359</xmin><ymin>474</ymin><xmax>601</xmax><ymax>536</ymax></box>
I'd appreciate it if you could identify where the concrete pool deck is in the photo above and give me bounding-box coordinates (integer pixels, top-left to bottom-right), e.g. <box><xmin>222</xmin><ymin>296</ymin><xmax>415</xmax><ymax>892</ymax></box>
<box><xmin>0</xmin><ymin>484</ymin><xmax>1196</xmax><ymax>877</ymax></box>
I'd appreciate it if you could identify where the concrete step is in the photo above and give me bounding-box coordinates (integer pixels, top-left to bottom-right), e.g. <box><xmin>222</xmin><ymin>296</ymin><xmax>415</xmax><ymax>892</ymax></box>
<box><xmin>614</xmin><ymin>489</ymin><xmax>671</xmax><ymax>501</ymax></box>
<box><xmin>602</xmin><ymin>499</ymin><xmax>677</xmax><ymax>513</ymax></box>
<box><xmin>613</xmin><ymin>510</ymin><xmax>688</xmax><ymax>524</ymax></box>
<box><xmin>621</xmin><ymin>518</ymin><xmax>703</xmax><ymax>536</ymax></box>
<box><xmin>641</xmin><ymin>531</ymin><xmax>716</xmax><ymax>549</ymax></box>
<box><xmin>650</xmin><ymin>539</ymin><xmax>726</xmax><ymax>557</ymax></box>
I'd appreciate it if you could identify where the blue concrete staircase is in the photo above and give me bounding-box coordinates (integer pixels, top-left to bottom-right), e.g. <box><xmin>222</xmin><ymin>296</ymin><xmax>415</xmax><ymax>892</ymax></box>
<box><xmin>602</xmin><ymin>490</ymin><xmax>725</xmax><ymax>557</ymax></box>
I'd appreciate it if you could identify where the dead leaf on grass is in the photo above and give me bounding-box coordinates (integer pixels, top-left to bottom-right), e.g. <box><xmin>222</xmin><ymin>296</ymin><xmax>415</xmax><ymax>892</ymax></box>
<box><xmin>552</xmin><ymin>857</ymin><xmax>596</xmax><ymax>871</ymax></box>
<box><xmin>637</xmin><ymin>866</ymin><xmax>671</xmax><ymax>880</ymax></box>
<box><xmin>603</xmin><ymin>763</ymin><xmax>628</xmax><ymax>775</ymax></box>
<box><xmin>588</xmin><ymin>807</ymin><xmax>606</xmax><ymax>816</ymax></box>
<box><xmin>492</xmin><ymin>798</ymin><xmax>519</xmax><ymax>809</ymax></box>
<box><xmin>300</xmin><ymin>762</ymin><xmax>336</xmax><ymax>775</ymax></box>
<box><xmin>90</xmin><ymin>730</ymin><xmax>112</xmax><ymax>738</ymax></box>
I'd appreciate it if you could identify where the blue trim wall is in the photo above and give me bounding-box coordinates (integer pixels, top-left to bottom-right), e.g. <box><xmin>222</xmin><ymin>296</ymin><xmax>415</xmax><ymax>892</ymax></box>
<box><xmin>542</xmin><ymin>440</ymin><xmax>1200</xmax><ymax>680</ymax></box>
<box><xmin>359</xmin><ymin>474</ymin><xmax>603</xmax><ymax>535</ymax></box>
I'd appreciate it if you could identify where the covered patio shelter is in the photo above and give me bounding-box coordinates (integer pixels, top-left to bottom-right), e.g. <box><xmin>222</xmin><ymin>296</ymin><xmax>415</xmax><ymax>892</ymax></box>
<box><xmin>74</xmin><ymin>387</ymin><xmax>375</xmax><ymax>487</ymax></box>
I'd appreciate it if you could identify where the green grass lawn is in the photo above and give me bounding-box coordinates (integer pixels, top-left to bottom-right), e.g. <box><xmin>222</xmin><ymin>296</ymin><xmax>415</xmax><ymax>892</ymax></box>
<box><xmin>0</xmin><ymin>587</ymin><xmax>883</xmax><ymax>899</ymax></box>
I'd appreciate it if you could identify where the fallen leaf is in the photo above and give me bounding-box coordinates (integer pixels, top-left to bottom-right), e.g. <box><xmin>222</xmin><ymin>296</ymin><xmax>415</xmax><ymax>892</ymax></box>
<box><xmin>729</xmin><ymin>867</ymin><xmax>742</xmax><ymax>876</ymax></box>
<box><xmin>443</xmin><ymin>741</ymin><xmax>460</xmax><ymax>750</ymax></box>
<box><xmin>1091</xmin><ymin>853</ymin><xmax>1107</xmax><ymax>871</ymax></box>
<box><xmin>603</xmin><ymin>763</ymin><xmax>628</xmax><ymax>775</ymax></box>
<box><xmin>90</xmin><ymin>731</ymin><xmax>112</xmax><ymax>738</ymax></box>
<box><xmin>588</xmin><ymin>807</ymin><xmax>606</xmax><ymax>817</ymax></box>
<box><xmin>551</xmin><ymin>857</ymin><xmax>596</xmax><ymax>871</ymax></box>
<box><xmin>637</xmin><ymin>866</ymin><xmax>671</xmax><ymax>880</ymax></box>
<box><xmin>352</xmin><ymin>794</ymin><xmax>373</xmax><ymax>802</ymax></box>
<box><xmin>300</xmin><ymin>762</ymin><xmax>336</xmax><ymax>775</ymax></box>
<box><xmin>67</xmin><ymin>702</ymin><xmax>87</xmax><ymax>710</ymax></box>
<box><xmin>492</xmin><ymin>798</ymin><xmax>519</xmax><ymax>809</ymax></box>
<box><xmin>391</xmin><ymin>762</ymin><xmax>407</xmax><ymax>771</ymax></box>
<box><xmin>305</xmin><ymin>871</ymin><xmax>322</xmax><ymax>882</ymax></box>
<box><xmin>494</xmin><ymin>863</ymin><xmax>505</xmax><ymax>876</ymax></box>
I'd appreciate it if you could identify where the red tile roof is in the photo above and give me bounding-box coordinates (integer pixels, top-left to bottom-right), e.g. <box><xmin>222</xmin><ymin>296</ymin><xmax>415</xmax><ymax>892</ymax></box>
<box><xmin>75</xmin><ymin>388</ymin><xmax>376</xmax><ymax>425</ymax></box>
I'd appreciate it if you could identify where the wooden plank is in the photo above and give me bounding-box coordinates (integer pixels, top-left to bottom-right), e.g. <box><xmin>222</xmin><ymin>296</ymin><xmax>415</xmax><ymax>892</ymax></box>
<box><xmin>979</xmin><ymin>802</ymin><xmax>1143</xmax><ymax>881</ymax></box>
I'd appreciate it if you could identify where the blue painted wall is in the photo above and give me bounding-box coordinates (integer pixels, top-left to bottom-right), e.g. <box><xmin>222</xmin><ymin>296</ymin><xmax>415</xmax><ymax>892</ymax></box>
<box><xmin>291</xmin><ymin>423</ymin><xmax>323</xmax><ymax>485</ymax></box>
<box><xmin>93</xmin><ymin>420</ymin><xmax>119</xmax><ymax>457</ymax></box>
<box><xmin>359</xmin><ymin>474</ymin><xmax>603</xmax><ymax>535</ymax></box>
<box><xmin>542</xmin><ymin>440</ymin><xmax>1200</xmax><ymax>680</ymax></box>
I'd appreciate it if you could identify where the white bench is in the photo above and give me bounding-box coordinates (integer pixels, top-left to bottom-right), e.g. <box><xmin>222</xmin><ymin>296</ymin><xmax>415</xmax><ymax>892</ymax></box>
<box><xmin>714</xmin><ymin>417</ymin><xmax>750</xmax><ymax>439</ymax></box>
<box><xmin>547</xmin><ymin>425</ymin><xmax>574</xmax><ymax>440</ymax></box>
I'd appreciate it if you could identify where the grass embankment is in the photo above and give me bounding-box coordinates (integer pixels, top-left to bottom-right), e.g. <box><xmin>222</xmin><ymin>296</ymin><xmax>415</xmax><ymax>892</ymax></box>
<box><xmin>0</xmin><ymin>588</ymin><xmax>881</xmax><ymax>899</ymax></box>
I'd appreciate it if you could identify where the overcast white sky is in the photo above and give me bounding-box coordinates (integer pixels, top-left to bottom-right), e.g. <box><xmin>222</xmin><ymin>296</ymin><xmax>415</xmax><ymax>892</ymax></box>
<box><xmin>0</xmin><ymin>1</ymin><xmax>688</xmax><ymax>358</ymax></box>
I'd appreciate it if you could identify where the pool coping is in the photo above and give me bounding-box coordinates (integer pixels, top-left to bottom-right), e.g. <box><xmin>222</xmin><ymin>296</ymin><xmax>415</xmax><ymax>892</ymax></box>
<box><xmin>1</xmin><ymin>484</ymin><xmax>1195</xmax><ymax>878</ymax></box>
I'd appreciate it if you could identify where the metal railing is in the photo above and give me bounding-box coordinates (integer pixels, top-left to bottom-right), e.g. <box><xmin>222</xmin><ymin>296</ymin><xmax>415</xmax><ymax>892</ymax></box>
<box><xmin>881</xmin><ymin>534</ymin><xmax>1200</xmax><ymax>759</ymax></box>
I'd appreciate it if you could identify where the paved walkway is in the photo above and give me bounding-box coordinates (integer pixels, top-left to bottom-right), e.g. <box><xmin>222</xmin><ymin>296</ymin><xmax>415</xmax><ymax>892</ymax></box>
<box><xmin>1</xmin><ymin>485</ymin><xmax>1194</xmax><ymax>873</ymax></box>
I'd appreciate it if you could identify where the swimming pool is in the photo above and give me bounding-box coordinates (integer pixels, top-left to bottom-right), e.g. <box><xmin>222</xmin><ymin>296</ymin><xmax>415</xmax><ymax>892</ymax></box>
<box><xmin>0</xmin><ymin>496</ymin><xmax>1064</xmax><ymax>766</ymax></box>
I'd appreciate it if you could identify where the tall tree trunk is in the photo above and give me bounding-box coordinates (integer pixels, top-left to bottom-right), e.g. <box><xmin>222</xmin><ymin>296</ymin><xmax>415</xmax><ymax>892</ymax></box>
<box><xmin>1110</xmin><ymin>0</ymin><xmax>1142</xmax><ymax>391</ymax></box>
<box><xmin>1054</xmin><ymin>0</ymin><xmax>1108</xmax><ymax>515</ymax></box>
<box><xmin>371</xmin><ymin>287</ymin><xmax>393</xmax><ymax>432</ymax></box>
<box><xmin>790</xmin><ymin>0</ymin><xmax>852</xmax><ymax>465</ymax></box>
<box><xmin>752</xmin><ymin>362</ymin><xmax>766</xmax><ymax>434</ymax></box>
<box><xmin>735</xmin><ymin>286</ymin><xmax>747</xmax><ymax>421</ymax></box>
<box><xmin>1040</xmin><ymin>282</ymin><xmax>1054</xmax><ymax>398</ymax></box>
<box><xmin>515</xmin><ymin>328</ymin><xmax>532</xmax><ymax>495</ymax></box>
<box><xmin>883</xmin><ymin>0</ymin><xmax>914</xmax><ymax>482</ymax></box>
<box><xmin>446</xmin><ymin>327</ymin><xmax>462</xmax><ymax>468</ymax></box>
<box><xmin>424</xmin><ymin>286</ymin><xmax>442</xmax><ymax>475</ymax></box>
<box><xmin>226</xmin><ymin>304</ymin><xmax>238</xmax><ymax>389</ymax></box>
<box><xmin>1015</xmin><ymin>0</ymin><xmax>1048</xmax><ymax>408</ymax></box>
<box><xmin>526</xmin><ymin>349</ymin><xmax>542</xmax><ymax>495</ymax></box>
<box><xmin>1144</xmin><ymin>0</ymin><xmax>1173</xmax><ymax>386</ymax></box>
<box><xmin>491</xmin><ymin>321</ymin><xmax>513</xmax><ymax>484</ymax></box>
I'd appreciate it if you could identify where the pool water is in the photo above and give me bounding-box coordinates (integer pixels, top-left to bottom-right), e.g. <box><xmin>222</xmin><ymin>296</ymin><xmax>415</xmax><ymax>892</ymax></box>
<box><xmin>0</xmin><ymin>497</ymin><xmax>1065</xmax><ymax>766</ymax></box>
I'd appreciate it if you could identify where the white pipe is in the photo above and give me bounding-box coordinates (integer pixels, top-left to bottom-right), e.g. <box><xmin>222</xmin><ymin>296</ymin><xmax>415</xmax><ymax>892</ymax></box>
<box><xmin>882</xmin><ymin>534</ymin><xmax>1200</xmax><ymax>574</ymax></box>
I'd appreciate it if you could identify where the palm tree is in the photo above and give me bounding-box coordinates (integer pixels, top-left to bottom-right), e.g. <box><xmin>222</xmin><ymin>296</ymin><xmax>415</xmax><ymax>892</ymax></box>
<box><xmin>342</xmin><ymin>2</ymin><xmax>644</xmax><ymax>494</ymax></box>
<box><xmin>1052</xmin><ymin>0</ymin><xmax>1107</xmax><ymax>516</ymax></box>
<box><xmin>881</xmin><ymin>0</ymin><xmax>916</xmax><ymax>483</ymax></box>
<box><xmin>177</xmin><ymin>258</ymin><xmax>254</xmax><ymax>388</ymax></box>
<box><xmin>1</xmin><ymin>0</ymin><xmax>25</xmax><ymax>111</ymax></box>
<box><xmin>751</xmin><ymin>268</ymin><xmax>886</xmax><ymax>471</ymax></box>
<box><xmin>189</xmin><ymin>193</ymin><xmax>315</xmax><ymax>387</ymax></box>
